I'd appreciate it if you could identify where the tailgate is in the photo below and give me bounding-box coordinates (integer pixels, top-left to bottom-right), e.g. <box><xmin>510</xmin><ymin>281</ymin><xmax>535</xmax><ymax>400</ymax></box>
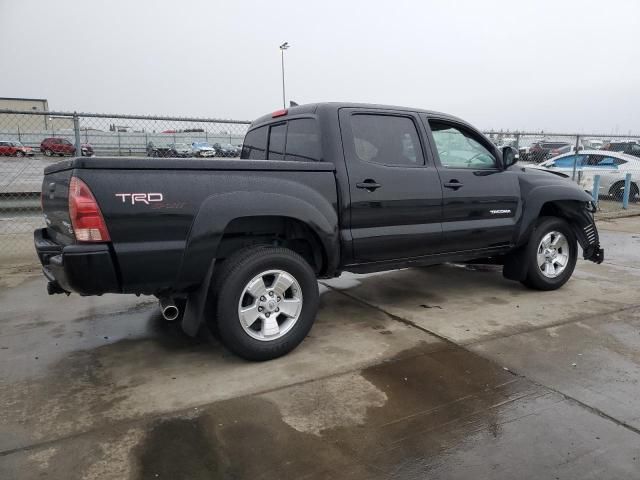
<box><xmin>41</xmin><ymin>166</ymin><xmax>74</xmax><ymax>245</ymax></box>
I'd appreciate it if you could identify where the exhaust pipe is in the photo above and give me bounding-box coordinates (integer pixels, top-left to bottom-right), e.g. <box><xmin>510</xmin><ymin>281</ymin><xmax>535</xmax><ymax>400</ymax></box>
<box><xmin>159</xmin><ymin>297</ymin><xmax>180</xmax><ymax>321</ymax></box>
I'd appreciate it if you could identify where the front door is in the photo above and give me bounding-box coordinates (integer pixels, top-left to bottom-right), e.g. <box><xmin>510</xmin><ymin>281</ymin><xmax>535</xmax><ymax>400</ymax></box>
<box><xmin>339</xmin><ymin>108</ymin><xmax>443</xmax><ymax>263</ymax></box>
<box><xmin>424</xmin><ymin>117</ymin><xmax>520</xmax><ymax>252</ymax></box>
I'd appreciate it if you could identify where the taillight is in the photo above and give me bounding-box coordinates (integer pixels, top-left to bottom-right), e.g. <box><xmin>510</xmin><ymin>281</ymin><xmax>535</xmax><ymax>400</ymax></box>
<box><xmin>68</xmin><ymin>176</ymin><xmax>110</xmax><ymax>242</ymax></box>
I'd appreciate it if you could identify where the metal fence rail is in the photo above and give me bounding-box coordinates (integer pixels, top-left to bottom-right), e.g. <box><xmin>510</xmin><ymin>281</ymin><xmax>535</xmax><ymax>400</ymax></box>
<box><xmin>1</xmin><ymin>109</ymin><xmax>639</xmax><ymax>266</ymax></box>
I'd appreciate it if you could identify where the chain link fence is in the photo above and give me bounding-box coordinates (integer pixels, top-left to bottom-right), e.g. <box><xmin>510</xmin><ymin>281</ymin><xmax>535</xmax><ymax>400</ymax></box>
<box><xmin>0</xmin><ymin>110</ymin><xmax>251</xmax><ymax>266</ymax></box>
<box><xmin>485</xmin><ymin>131</ymin><xmax>640</xmax><ymax>211</ymax></box>
<box><xmin>1</xmin><ymin>109</ymin><xmax>639</xmax><ymax>267</ymax></box>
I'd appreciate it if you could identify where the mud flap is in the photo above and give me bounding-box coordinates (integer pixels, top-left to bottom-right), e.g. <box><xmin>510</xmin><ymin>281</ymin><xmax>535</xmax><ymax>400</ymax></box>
<box><xmin>502</xmin><ymin>245</ymin><xmax>529</xmax><ymax>281</ymax></box>
<box><xmin>181</xmin><ymin>261</ymin><xmax>216</xmax><ymax>337</ymax></box>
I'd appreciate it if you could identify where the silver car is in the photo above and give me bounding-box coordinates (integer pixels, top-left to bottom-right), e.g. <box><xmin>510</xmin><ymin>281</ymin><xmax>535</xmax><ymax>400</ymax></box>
<box><xmin>191</xmin><ymin>142</ymin><xmax>216</xmax><ymax>157</ymax></box>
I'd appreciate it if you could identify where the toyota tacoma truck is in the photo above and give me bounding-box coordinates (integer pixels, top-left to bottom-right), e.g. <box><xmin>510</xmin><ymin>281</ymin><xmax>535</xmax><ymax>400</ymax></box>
<box><xmin>35</xmin><ymin>103</ymin><xmax>604</xmax><ymax>360</ymax></box>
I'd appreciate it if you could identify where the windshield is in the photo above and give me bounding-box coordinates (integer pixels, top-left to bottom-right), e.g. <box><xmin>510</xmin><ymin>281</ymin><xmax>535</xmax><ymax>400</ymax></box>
<box><xmin>193</xmin><ymin>142</ymin><xmax>210</xmax><ymax>148</ymax></box>
<box><xmin>221</xmin><ymin>143</ymin><xmax>234</xmax><ymax>148</ymax></box>
<box><xmin>174</xmin><ymin>143</ymin><xmax>188</xmax><ymax>149</ymax></box>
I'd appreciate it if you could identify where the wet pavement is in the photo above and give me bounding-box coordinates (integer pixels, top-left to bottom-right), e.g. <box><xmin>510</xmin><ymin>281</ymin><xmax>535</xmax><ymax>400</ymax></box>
<box><xmin>1</xmin><ymin>216</ymin><xmax>640</xmax><ymax>479</ymax></box>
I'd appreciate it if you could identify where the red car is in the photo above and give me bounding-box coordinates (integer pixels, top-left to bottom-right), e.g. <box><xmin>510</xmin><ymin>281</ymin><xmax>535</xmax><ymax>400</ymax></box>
<box><xmin>40</xmin><ymin>137</ymin><xmax>94</xmax><ymax>157</ymax></box>
<box><xmin>0</xmin><ymin>140</ymin><xmax>34</xmax><ymax>157</ymax></box>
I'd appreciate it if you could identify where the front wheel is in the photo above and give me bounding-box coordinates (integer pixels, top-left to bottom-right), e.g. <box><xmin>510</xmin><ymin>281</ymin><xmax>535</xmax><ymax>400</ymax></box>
<box><xmin>211</xmin><ymin>246</ymin><xmax>319</xmax><ymax>361</ymax></box>
<box><xmin>521</xmin><ymin>217</ymin><xmax>578</xmax><ymax>291</ymax></box>
<box><xmin>15</xmin><ymin>151</ymin><xmax>25</xmax><ymax>157</ymax></box>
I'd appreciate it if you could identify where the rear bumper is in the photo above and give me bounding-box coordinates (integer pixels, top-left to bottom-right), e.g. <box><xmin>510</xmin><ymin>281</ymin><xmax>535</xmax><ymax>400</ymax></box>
<box><xmin>34</xmin><ymin>228</ymin><xmax>120</xmax><ymax>295</ymax></box>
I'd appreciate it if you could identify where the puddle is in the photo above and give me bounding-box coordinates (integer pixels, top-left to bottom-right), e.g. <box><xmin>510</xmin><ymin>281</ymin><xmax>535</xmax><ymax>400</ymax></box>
<box><xmin>129</xmin><ymin>344</ymin><xmax>546</xmax><ymax>479</ymax></box>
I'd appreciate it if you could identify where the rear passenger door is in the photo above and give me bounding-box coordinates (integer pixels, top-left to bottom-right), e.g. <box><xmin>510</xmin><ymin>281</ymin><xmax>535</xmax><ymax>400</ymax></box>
<box><xmin>339</xmin><ymin>108</ymin><xmax>443</xmax><ymax>262</ymax></box>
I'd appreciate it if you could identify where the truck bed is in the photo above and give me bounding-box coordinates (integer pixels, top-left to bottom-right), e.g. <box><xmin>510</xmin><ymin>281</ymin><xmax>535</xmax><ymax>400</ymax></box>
<box><xmin>39</xmin><ymin>157</ymin><xmax>339</xmax><ymax>295</ymax></box>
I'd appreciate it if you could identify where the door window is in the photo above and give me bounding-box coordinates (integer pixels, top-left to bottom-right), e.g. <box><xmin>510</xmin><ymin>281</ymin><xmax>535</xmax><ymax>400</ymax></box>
<box><xmin>553</xmin><ymin>155</ymin><xmax>583</xmax><ymax>168</ymax></box>
<box><xmin>349</xmin><ymin>114</ymin><xmax>424</xmax><ymax>166</ymax></box>
<box><xmin>429</xmin><ymin>121</ymin><xmax>497</xmax><ymax>169</ymax></box>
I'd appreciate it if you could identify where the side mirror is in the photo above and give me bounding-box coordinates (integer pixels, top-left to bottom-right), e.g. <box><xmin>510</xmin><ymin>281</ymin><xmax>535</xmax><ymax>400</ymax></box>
<box><xmin>502</xmin><ymin>146</ymin><xmax>518</xmax><ymax>168</ymax></box>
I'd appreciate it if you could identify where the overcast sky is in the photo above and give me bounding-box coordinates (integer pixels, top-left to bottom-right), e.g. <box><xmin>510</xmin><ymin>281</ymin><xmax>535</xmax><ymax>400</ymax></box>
<box><xmin>1</xmin><ymin>0</ymin><xmax>639</xmax><ymax>132</ymax></box>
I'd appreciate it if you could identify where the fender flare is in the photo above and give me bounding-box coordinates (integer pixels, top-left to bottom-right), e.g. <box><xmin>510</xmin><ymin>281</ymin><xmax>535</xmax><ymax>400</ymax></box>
<box><xmin>175</xmin><ymin>185</ymin><xmax>339</xmax><ymax>291</ymax></box>
<box><xmin>515</xmin><ymin>184</ymin><xmax>592</xmax><ymax>247</ymax></box>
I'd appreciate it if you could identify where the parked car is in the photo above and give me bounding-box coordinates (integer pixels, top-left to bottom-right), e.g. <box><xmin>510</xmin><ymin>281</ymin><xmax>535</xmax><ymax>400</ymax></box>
<box><xmin>534</xmin><ymin>150</ymin><xmax>640</xmax><ymax>200</ymax></box>
<box><xmin>213</xmin><ymin>142</ymin><xmax>240</xmax><ymax>157</ymax></box>
<box><xmin>525</xmin><ymin>142</ymin><xmax>574</xmax><ymax>163</ymax></box>
<box><xmin>147</xmin><ymin>142</ymin><xmax>173</xmax><ymax>157</ymax></box>
<box><xmin>191</xmin><ymin>142</ymin><xmax>216</xmax><ymax>157</ymax></box>
<box><xmin>168</xmin><ymin>143</ymin><xmax>192</xmax><ymax>158</ymax></box>
<box><xmin>35</xmin><ymin>102</ymin><xmax>604</xmax><ymax>361</ymax></box>
<box><xmin>583</xmin><ymin>139</ymin><xmax>604</xmax><ymax>150</ymax></box>
<box><xmin>41</xmin><ymin>138</ymin><xmax>94</xmax><ymax>157</ymax></box>
<box><xmin>0</xmin><ymin>140</ymin><xmax>35</xmax><ymax>157</ymax></box>
<box><xmin>601</xmin><ymin>141</ymin><xmax>640</xmax><ymax>158</ymax></box>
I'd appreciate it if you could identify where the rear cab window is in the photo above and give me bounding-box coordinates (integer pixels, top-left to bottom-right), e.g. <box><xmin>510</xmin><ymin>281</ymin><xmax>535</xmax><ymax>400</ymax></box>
<box><xmin>241</xmin><ymin>118</ymin><xmax>322</xmax><ymax>161</ymax></box>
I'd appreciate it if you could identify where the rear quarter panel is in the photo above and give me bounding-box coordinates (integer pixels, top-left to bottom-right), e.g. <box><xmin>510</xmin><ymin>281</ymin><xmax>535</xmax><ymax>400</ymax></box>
<box><xmin>77</xmin><ymin>166</ymin><xmax>338</xmax><ymax>293</ymax></box>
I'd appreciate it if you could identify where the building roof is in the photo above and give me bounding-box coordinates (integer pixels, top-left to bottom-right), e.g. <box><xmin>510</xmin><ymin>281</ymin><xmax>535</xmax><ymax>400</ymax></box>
<box><xmin>0</xmin><ymin>97</ymin><xmax>48</xmax><ymax>103</ymax></box>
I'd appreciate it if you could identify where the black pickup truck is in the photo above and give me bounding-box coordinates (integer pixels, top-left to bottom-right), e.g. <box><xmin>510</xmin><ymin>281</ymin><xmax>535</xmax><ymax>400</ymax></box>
<box><xmin>35</xmin><ymin>103</ymin><xmax>604</xmax><ymax>360</ymax></box>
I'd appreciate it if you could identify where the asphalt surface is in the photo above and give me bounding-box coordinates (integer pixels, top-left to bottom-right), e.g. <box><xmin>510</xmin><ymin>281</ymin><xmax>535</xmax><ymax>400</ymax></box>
<box><xmin>1</xmin><ymin>217</ymin><xmax>640</xmax><ymax>479</ymax></box>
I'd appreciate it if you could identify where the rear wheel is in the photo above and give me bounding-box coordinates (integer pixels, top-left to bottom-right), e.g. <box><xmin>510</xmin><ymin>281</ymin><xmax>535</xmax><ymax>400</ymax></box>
<box><xmin>521</xmin><ymin>217</ymin><xmax>577</xmax><ymax>291</ymax></box>
<box><xmin>210</xmin><ymin>246</ymin><xmax>319</xmax><ymax>361</ymax></box>
<box><xmin>609</xmin><ymin>181</ymin><xmax>639</xmax><ymax>201</ymax></box>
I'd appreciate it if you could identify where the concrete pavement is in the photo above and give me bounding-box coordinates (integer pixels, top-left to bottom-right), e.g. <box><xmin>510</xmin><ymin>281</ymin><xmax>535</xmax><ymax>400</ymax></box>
<box><xmin>1</xmin><ymin>216</ymin><xmax>640</xmax><ymax>479</ymax></box>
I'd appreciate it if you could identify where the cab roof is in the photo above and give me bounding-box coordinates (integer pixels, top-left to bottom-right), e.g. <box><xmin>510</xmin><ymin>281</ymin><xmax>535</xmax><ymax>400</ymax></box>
<box><xmin>250</xmin><ymin>102</ymin><xmax>466</xmax><ymax>129</ymax></box>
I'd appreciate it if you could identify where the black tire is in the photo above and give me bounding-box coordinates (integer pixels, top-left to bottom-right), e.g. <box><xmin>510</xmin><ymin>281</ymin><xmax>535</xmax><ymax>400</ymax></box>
<box><xmin>210</xmin><ymin>246</ymin><xmax>319</xmax><ymax>361</ymax></box>
<box><xmin>521</xmin><ymin>216</ymin><xmax>577</xmax><ymax>291</ymax></box>
<box><xmin>44</xmin><ymin>149</ymin><xmax>53</xmax><ymax>157</ymax></box>
<box><xmin>15</xmin><ymin>151</ymin><xmax>25</xmax><ymax>157</ymax></box>
<box><xmin>609</xmin><ymin>181</ymin><xmax>639</xmax><ymax>201</ymax></box>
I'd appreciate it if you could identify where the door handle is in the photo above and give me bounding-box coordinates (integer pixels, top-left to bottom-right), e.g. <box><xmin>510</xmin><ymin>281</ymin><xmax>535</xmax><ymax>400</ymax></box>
<box><xmin>444</xmin><ymin>180</ymin><xmax>464</xmax><ymax>189</ymax></box>
<box><xmin>356</xmin><ymin>179</ymin><xmax>382</xmax><ymax>192</ymax></box>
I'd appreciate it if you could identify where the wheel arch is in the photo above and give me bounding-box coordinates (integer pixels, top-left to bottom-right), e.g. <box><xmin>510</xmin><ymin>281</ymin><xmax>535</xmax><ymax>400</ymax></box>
<box><xmin>176</xmin><ymin>189</ymin><xmax>339</xmax><ymax>291</ymax></box>
<box><xmin>516</xmin><ymin>185</ymin><xmax>593</xmax><ymax>247</ymax></box>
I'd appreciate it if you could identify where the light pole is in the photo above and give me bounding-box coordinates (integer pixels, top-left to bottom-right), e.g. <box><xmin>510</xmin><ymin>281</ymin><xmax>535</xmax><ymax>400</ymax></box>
<box><xmin>279</xmin><ymin>42</ymin><xmax>290</xmax><ymax>108</ymax></box>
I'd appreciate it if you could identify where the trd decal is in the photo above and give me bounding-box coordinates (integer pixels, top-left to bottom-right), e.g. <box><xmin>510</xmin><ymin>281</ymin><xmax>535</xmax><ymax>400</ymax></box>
<box><xmin>115</xmin><ymin>193</ymin><xmax>164</xmax><ymax>205</ymax></box>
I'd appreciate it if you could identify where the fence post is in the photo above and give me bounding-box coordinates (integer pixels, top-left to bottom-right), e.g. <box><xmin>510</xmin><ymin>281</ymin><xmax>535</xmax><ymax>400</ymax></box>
<box><xmin>592</xmin><ymin>175</ymin><xmax>601</xmax><ymax>207</ymax></box>
<box><xmin>17</xmin><ymin>125</ymin><xmax>21</xmax><ymax>142</ymax></box>
<box><xmin>117</xmin><ymin>131</ymin><xmax>122</xmax><ymax>156</ymax></box>
<box><xmin>622</xmin><ymin>173</ymin><xmax>632</xmax><ymax>209</ymax></box>
<box><xmin>73</xmin><ymin>113</ymin><xmax>82</xmax><ymax>157</ymax></box>
<box><xmin>571</xmin><ymin>134</ymin><xmax>581</xmax><ymax>181</ymax></box>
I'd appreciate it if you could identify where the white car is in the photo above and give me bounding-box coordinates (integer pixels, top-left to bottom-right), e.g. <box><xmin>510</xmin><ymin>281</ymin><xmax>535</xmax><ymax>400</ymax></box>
<box><xmin>533</xmin><ymin>150</ymin><xmax>640</xmax><ymax>200</ymax></box>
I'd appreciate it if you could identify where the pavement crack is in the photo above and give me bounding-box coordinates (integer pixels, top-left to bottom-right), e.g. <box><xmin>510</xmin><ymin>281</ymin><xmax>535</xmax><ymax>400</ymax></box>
<box><xmin>320</xmin><ymin>282</ymin><xmax>458</xmax><ymax>347</ymax></box>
